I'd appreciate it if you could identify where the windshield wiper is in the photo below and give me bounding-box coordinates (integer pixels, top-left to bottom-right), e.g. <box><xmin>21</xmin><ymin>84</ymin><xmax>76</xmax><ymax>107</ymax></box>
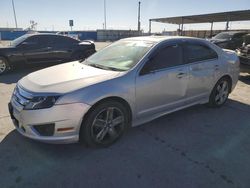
<box><xmin>104</xmin><ymin>67</ymin><xmax>124</xmax><ymax>71</ymax></box>
<box><xmin>87</xmin><ymin>63</ymin><xmax>125</xmax><ymax>71</ymax></box>
<box><xmin>87</xmin><ymin>63</ymin><xmax>110</xmax><ymax>70</ymax></box>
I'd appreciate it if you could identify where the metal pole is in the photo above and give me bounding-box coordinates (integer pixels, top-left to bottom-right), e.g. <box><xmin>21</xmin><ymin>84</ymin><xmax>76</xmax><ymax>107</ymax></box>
<box><xmin>12</xmin><ymin>0</ymin><xmax>18</xmax><ymax>29</ymax></box>
<box><xmin>104</xmin><ymin>0</ymin><xmax>107</xmax><ymax>30</ymax></box>
<box><xmin>181</xmin><ymin>17</ymin><xmax>184</xmax><ymax>36</ymax></box>
<box><xmin>225</xmin><ymin>21</ymin><xmax>229</xmax><ymax>31</ymax></box>
<box><xmin>210</xmin><ymin>22</ymin><xmax>213</xmax><ymax>38</ymax></box>
<box><xmin>138</xmin><ymin>1</ymin><xmax>141</xmax><ymax>34</ymax></box>
<box><xmin>149</xmin><ymin>20</ymin><xmax>151</xmax><ymax>34</ymax></box>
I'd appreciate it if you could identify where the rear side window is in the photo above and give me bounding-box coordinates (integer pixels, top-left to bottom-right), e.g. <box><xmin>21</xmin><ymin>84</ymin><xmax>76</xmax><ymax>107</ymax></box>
<box><xmin>233</xmin><ymin>33</ymin><xmax>247</xmax><ymax>39</ymax></box>
<box><xmin>184</xmin><ymin>43</ymin><xmax>218</xmax><ymax>63</ymax></box>
<box><xmin>54</xmin><ymin>36</ymin><xmax>78</xmax><ymax>47</ymax></box>
<box><xmin>141</xmin><ymin>44</ymin><xmax>183</xmax><ymax>73</ymax></box>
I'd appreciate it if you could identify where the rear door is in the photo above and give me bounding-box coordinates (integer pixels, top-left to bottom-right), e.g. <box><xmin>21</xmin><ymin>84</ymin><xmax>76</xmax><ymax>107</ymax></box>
<box><xmin>183</xmin><ymin>42</ymin><xmax>219</xmax><ymax>103</ymax></box>
<box><xmin>53</xmin><ymin>36</ymin><xmax>79</xmax><ymax>61</ymax></box>
<box><xmin>135</xmin><ymin>43</ymin><xmax>189</xmax><ymax>119</ymax></box>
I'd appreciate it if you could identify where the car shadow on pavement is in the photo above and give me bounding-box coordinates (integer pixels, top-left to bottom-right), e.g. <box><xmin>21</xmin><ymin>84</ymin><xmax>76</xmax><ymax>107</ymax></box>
<box><xmin>239</xmin><ymin>74</ymin><xmax>250</xmax><ymax>85</ymax></box>
<box><xmin>0</xmin><ymin>99</ymin><xmax>250</xmax><ymax>188</ymax></box>
<box><xmin>0</xmin><ymin>65</ymin><xmax>54</xmax><ymax>84</ymax></box>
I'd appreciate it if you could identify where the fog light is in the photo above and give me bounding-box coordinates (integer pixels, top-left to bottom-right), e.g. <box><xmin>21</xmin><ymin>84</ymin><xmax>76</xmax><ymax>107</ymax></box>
<box><xmin>33</xmin><ymin>124</ymin><xmax>55</xmax><ymax>136</ymax></box>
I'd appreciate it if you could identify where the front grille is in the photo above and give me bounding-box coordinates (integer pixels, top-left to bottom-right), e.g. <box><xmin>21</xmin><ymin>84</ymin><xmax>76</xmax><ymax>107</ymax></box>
<box><xmin>12</xmin><ymin>86</ymin><xmax>33</xmax><ymax>107</ymax></box>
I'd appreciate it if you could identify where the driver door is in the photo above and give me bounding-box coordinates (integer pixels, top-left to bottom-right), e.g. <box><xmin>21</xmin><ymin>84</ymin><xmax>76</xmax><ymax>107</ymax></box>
<box><xmin>21</xmin><ymin>35</ymin><xmax>55</xmax><ymax>64</ymax></box>
<box><xmin>135</xmin><ymin>43</ymin><xmax>189</xmax><ymax>120</ymax></box>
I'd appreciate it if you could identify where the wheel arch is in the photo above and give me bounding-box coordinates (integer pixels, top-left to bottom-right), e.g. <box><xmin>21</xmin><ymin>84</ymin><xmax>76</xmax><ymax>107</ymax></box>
<box><xmin>80</xmin><ymin>96</ymin><xmax>133</xmax><ymax>129</ymax></box>
<box><xmin>0</xmin><ymin>55</ymin><xmax>11</xmax><ymax>73</ymax></box>
<box><xmin>0</xmin><ymin>55</ymin><xmax>10</xmax><ymax>63</ymax></box>
<box><xmin>219</xmin><ymin>74</ymin><xmax>233</xmax><ymax>93</ymax></box>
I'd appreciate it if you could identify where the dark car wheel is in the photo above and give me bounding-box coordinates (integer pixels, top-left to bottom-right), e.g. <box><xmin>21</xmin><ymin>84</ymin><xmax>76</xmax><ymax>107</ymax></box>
<box><xmin>80</xmin><ymin>100</ymin><xmax>129</xmax><ymax>147</ymax></box>
<box><xmin>208</xmin><ymin>77</ymin><xmax>231</xmax><ymax>107</ymax></box>
<box><xmin>0</xmin><ymin>57</ymin><xmax>10</xmax><ymax>75</ymax></box>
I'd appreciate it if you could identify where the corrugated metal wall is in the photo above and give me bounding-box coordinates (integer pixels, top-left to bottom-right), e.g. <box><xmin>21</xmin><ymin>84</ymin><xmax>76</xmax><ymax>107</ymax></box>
<box><xmin>97</xmin><ymin>30</ymin><xmax>141</xmax><ymax>41</ymax></box>
<box><xmin>0</xmin><ymin>31</ymin><xmax>27</xmax><ymax>40</ymax></box>
<box><xmin>0</xmin><ymin>30</ymin><xmax>97</xmax><ymax>41</ymax></box>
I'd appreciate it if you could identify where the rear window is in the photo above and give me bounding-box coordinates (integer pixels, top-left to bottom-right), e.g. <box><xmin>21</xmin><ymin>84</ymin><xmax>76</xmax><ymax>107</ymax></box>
<box><xmin>54</xmin><ymin>36</ymin><xmax>79</xmax><ymax>47</ymax></box>
<box><xmin>184</xmin><ymin>43</ymin><xmax>218</xmax><ymax>63</ymax></box>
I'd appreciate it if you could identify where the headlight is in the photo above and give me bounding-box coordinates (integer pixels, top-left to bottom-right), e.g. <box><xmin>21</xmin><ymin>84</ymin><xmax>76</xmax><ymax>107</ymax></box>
<box><xmin>24</xmin><ymin>96</ymin><xmax>60</xmax><ymax>110</ymax></box>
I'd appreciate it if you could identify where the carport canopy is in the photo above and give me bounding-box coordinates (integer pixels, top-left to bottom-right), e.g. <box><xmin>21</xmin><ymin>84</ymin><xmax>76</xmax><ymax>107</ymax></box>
<box><xmin>149</xmin><ymin>9</ymin><xmax>250</xmax><ymax>35</ymax></box>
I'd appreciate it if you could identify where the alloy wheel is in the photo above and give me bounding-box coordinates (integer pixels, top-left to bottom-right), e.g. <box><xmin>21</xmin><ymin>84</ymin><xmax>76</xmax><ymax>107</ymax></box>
<box><xmin>215</xmin><ymin>80</ymin><xmax>229</xmax><ymax>105</ymax></box>
<box><xmin>0</xmin><ymin>59</ymin><xmax>6</xmax><ymax>74</ymax></box>
<box><xmin>91</xmin><ymin>107</ymin><xmax>125</xmax><ymax>144</ymax></box>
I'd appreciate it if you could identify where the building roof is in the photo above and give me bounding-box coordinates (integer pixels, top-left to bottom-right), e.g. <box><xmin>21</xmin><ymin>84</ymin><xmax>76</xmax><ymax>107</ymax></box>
<box><xmin>150</xmin><ymin>10</ymin><xmax>250</xmax><ymax>24</ymax></box>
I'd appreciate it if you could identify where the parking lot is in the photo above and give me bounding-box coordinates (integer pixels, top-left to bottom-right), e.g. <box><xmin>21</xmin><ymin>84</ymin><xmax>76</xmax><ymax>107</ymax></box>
<box><xmin>0</xmin><ymin>42</ymin><xmax>250</xmax><ymax>188</ymax></box>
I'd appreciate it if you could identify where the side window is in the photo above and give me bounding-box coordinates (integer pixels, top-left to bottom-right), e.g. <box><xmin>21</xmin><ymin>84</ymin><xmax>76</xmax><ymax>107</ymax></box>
<box><xmin>233</xmin><ymin>33</ymin><xmax>246</xmax><ymax>39</ymax></box>
<box><xmin>54</xmin><ymin>36</ymin><xmax>78</xmax><ymax>47</ymax></box>
<box><xmin>19</xmin><ymin>36</ymin><xmax>38</xmax><ymax>49</ymax></box>
<box><xmin>23</xmin><ymin>36</ymin><xmax>38</xmax><ymax>44</ymax></box>
<box><xmin>36</xmin><ymin>36</ymin><xmax>54</xmax><ymax>48</ymax></box>
<box><xmin>184</xmin><ymin>43</ymin><xmax>218</xmax><ymax>63</ymax></box>
<box><xmin>140</xmin><ymin>44</ymin><xmax>183</xmax><ymax>74</ymax></box>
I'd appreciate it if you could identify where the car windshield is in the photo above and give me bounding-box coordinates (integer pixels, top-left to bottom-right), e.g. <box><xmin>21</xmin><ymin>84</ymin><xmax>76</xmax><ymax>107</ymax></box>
<box><xmin>84</xmin><ymin>40</ymin><xmax>154</xmax><ymax>71</ymax></box>
<box><xmin>10</xmin><ymin>34</ymin><xmax>29</xmax><ymax>46</ymax></box>
<box><xmin>213</xmin><ymin>33</ymin><xmax>233</xmax><ymax>40</ymax></box>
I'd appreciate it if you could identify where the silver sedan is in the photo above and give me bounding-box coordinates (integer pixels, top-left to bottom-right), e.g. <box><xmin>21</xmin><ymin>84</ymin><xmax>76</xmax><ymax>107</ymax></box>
<box><xmin>9</xmin><ymin>36</ymin><xmax>240</xmax><ymax>147</ymax></box>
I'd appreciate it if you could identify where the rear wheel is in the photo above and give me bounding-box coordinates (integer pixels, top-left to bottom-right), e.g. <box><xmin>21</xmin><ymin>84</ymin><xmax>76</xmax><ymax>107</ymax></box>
<box><xmin>0</xmin><ymin>57</ymin><xmax>10</xmax><ymax>75</ymax></box>
<box><xmin>80</xmin><ymin>100</ymin><xmax>129</xmax><ymax>147</ymax></box>
<box><xmin>208</xmin><ymin>77</ymin><xmax>231</xmax><ymax>107</ymax></box>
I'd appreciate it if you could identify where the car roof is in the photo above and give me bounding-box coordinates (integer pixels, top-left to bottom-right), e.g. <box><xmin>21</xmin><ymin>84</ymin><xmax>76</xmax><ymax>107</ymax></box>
<box><xmin>121</xmin><ymin>35</ymin><xmax>207</xmax><ymax>44</ymax></box>
<box><xmin>26</xmin><ymin>33</ymin><xmax>79</xmax><ymax>40</ymax></box>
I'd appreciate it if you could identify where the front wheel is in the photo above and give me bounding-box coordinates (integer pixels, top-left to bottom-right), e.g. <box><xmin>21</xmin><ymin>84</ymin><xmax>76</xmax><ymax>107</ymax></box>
<box><xmin>80</xmin><ymin>100</ymin><xmax>129</xmax><ymax>147</ymax></box>
<box><xmin>0</xmin><ymin>57</ymin><xmax>10</xmax><ymax>75</ymax></box>
<box><xmin>208</xmin><ymin>77</ymin><xmax>231</xmax><ymax>107</ymax></box>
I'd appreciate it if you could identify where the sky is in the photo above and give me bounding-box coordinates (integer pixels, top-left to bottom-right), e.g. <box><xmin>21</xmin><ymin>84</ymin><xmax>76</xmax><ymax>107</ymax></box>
<box><xmin>0</xmin><ymin>0</ymin><xmax>250</xmax><ymax>32</ymax></box>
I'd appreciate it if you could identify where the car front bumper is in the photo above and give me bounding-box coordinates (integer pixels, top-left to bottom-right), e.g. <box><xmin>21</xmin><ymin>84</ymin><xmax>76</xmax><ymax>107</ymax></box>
<box><xmin>8</xmin><ymin>99</ymin><xmax>91</xmax><ymax>144</ymax></box>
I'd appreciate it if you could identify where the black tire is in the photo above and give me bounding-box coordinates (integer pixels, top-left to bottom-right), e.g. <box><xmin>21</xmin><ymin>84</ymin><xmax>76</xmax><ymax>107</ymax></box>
<box><xmin>80</xmin><ymin>100</ymin><xmax>130</xmax><ymax>147</ymax></box>
<box><xmin>0</xmin><ymin>57</ymin><xmax>10</xmax><ymax>75</ymax></box>
<box><xmin>208</xmin><ymin>77</ymin><xmax>231</xmax><ymax>107</ymax></box>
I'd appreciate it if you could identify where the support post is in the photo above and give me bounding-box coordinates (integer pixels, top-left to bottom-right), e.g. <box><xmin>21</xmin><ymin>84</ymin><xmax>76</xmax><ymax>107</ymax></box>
<box><xmin>210</xmin><ymin>22</ymin><xmax>213</xmax><ymax>38</ymax></box>
<box><xmin>181</xmin><ymin>17</ymin><xmax>184</xmax><ymax>36</ymax></box>
<box><xmin>225</xmin><ymin>21</ymin><xmax>229</xmax><ymax>31</ymax></box>
<box><xmin>149</xmin><ymin>19</ymin><xmax>152</xmax><ymax>35</ymax></box>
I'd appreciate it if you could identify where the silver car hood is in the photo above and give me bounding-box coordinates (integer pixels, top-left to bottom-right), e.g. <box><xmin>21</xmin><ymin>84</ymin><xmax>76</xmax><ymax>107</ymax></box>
<box><xmin>19</xmin><ymin>61</ymin><xmax>121</xmax><ymax>94</ymax></box>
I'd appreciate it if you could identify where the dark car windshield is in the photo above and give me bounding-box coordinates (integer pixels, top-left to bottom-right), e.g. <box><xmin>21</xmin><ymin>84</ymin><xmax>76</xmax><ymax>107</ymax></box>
<box><xmin>10</xmin><ymin>34</ymin><xmax>30</xmax><ymax>46</ymax></box>
<box><xmin>213</xmin><ymin>33</ymin><xmax>233</xmax><ymax>40</ymax></box>
<box><xmin>84</xmin><ymin>40</ymin><xmax>154</xmax><ymax>71</ymax></box>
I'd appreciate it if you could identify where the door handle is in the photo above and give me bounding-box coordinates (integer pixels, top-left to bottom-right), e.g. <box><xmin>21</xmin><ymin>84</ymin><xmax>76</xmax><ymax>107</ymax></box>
<box><xmin>214</xmin><ymin>64</ymin><xmax>219</xmax><ymax>70</ymax></box>
<box><xmin>176</xmin><ymin>72</ymin><xmax>187</xmax><ymax>78</ymax></box>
